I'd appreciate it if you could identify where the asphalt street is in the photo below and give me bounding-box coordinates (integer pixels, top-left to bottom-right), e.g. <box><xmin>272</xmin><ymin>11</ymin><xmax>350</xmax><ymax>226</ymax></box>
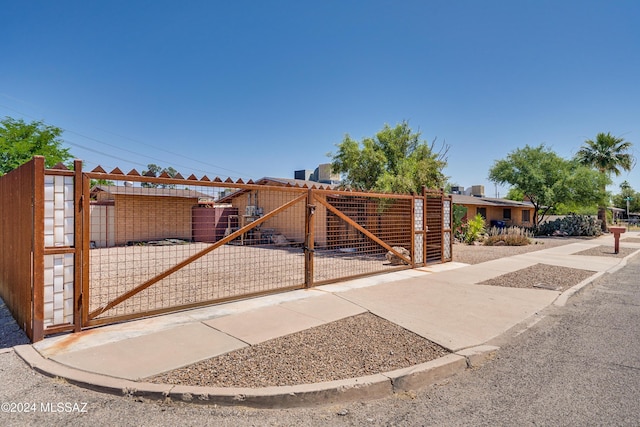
<box><xmin>1</xmin><ymin>254</ymin><xmax>639</xmax><ymax>426</ymax></box>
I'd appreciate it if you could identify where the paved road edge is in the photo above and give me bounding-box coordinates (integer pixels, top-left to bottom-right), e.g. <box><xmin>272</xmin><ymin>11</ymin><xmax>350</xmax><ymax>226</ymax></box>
<box><xmin>12</xmin><ymin>344</ymin><xmax>497</xmax><ymax>408</ymax></box>
<box><xmin>554</xmin><ymin>248</ymin><xmax>640</xmax><ymax>307</ymax></box>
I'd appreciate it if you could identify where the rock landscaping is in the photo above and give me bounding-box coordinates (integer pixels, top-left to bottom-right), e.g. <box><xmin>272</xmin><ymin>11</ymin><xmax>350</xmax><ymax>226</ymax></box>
<box><xmin>478</xmin><ymin>264</ymin><xmax>595</xmax><ymax>292</ymax></box>
<box><xmin>147</xmin><ymin>313</ymin><xmax>449</xmax><ymax>388</ymax></box>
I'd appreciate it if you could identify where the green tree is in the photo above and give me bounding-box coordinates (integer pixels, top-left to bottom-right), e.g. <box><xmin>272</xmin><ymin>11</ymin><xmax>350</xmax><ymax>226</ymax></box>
<box><xmin>489</xmin><ymin>144</ymin><xmax>606</xmax><ymax>227</ymax></box>
<box><xmin>612</xmin><ymin>181</ymin><xmax>640</xmax><ymax>215</ymax></box>
<box><xmin>575</xmin><ymin>132</ymin><xmax>635</xmax><ymax>230</ymax></box>
<box><xmin>90</xmin><ymin>178</ymin><xmax>115</xmax><ymax>188</ymax></box>
<box><xmin>504</xmin><ymin>187</ymin><xmax>525</xmax><ymax>201</ymax></box>
<box><xmin>619</xmin><ymin>180</ymin><xmax>633</xmax><ymax>195</ymax></box>
<box><xmin>0</xmin><ymin>117</ymin><xmax>72</xmax><ymax>175</ymax></box>
<box><xmin>141</xmin><ymin>163</ymin><xmax>178</xmax><ymax>189</ymax></box>
<box><xmin>330</xmin><ymin>121</ymin><xmax>448</xmax><ymax>194</ymax></box>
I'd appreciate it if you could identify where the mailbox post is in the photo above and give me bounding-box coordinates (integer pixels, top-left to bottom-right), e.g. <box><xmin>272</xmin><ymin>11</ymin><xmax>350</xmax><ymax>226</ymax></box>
<box><xmin>609</xmin><ymin>226</ymin><xmax>626</xmax><ymax>254</ymax></box>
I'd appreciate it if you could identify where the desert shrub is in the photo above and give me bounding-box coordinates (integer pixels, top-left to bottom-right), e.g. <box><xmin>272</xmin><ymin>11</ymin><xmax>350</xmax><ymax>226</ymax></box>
<box><xmin>462</xmin><ymin>214</ymin><xmax>486</xmax><ymax>244</ymax></box>
<box><xmin>453</xmin><ymin>205</ymin><xmax>468</xmax><ymax>241</ymax></box>
<box><xmin>536</xmin><ymin>213</ymin><xmax>602</xmax><ymax>236</ymax></box>
<box><xmin>484</xmin><ymin>226</ymin><xmax>532</xmax><ymax>246</ymax></box>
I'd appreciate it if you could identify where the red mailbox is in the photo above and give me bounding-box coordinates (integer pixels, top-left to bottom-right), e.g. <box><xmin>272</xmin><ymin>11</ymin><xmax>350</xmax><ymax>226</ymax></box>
<box><xmin>609</xmin><ymin>226</ymin><xmax>626</xmax><ymax>254</ymax></box>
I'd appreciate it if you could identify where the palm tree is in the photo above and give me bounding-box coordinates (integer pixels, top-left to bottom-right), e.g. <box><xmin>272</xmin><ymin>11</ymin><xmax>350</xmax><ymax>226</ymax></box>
<box><xmin>575</xmin><ymin>132</ymin><xmax>635</xmax><ymax>231</ymax></box>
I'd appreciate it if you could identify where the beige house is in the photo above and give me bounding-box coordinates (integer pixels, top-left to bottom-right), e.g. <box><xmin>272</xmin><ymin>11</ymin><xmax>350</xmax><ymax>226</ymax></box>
<box><xmin>217</xmin><ymin>177</ymin><xmax>337</xmax><ymax>247</ymax></box>
<box><xmin>90</xmin><ymin>185</ymin><xmax>206</xmax><ymax>246</ymax></box>
<box><xmin>452</xmin><ymin>194</ymin><xmax>535</xmax><ymax>228</ymax></box>
<box><xmin>218</xmin><ymin>177</ymin><xmax>415</xmax><ymax>252</ymax></box>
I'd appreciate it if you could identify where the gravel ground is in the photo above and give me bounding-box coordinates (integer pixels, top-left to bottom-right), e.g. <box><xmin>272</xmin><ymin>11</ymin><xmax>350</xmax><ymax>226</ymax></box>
<box><xmin>467</xmin><ymin>241</ymin><xmax>638</xmax><ymax>292</ymax></box>
<box><xmin>147</xmin><ymin>313</ymin><xmax>449</xmax><ymax>388</ymax></box>
<box><xmin>0</xmin><ymin>301</ymin><xmax>30</xmax><ymax>349</ymax></box>
<box><xmin>478</xmin><ymin>264</ymin><xmax>596</xmax><ymax>291</ymax></box>
<box><xmin>89</xmin><ymin>244</ymin><xmax>398</xmax><ymax>320</ymax></box>
<box><xmin>451</xmin><ymin>236</ymin><xmax>589</xmax><ymax>265</ymax></box>
<box><xmin>574</xmin><ymin>245</ymin><xmax>638</xmax><ymax>258</ymax></box>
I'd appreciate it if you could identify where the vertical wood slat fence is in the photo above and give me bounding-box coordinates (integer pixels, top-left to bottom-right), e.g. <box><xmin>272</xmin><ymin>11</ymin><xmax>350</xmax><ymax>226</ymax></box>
<box><xmin>0</xmin><ymin>157</ymin><xmax>452</xmax><ymax>342</ymax></box>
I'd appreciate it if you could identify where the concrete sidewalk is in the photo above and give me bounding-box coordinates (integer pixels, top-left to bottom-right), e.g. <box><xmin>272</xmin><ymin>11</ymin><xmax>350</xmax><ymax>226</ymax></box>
<box><xmin>15</xmin><ymin>232</ymin><xmax>640</xmax><ymax>407</ymax></box>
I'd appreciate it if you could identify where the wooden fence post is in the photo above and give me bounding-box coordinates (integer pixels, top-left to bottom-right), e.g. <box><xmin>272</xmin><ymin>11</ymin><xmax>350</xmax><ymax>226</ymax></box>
<box><xmin>31</xmin><ymin>156</ymin><xmax>46</xmax><ymax>342</ymax></box>
<box><xmin>73</xmin><ymin>159</ymin><xmax>83</xmax><ymax>332</ymax></box>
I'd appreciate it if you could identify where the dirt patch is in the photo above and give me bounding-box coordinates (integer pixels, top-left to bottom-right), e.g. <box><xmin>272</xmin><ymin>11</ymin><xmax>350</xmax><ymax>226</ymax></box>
<box><xmin>146</xmin><ymin>313</ymin><xmax>449</xmax><ymax>388</ymax></box>
<box><xmin>478</xmin><ymin>263</ymin><xmax>596</xmax><ymax>292</ymax></box>
<box><xmin>573</xmin><ymin>245</ymin><xmax>638</xmax><ymax>258</ymax></box>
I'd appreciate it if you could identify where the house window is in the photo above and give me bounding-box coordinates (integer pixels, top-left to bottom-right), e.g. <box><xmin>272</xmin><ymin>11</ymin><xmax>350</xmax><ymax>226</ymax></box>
<box><xmin>522</xmin><ymin>210</ymin><xmax>530</xmax><ymax>223</ymax></box>
<box><xmin>503</xmin><ymin>208</ymin><xmax>511</xmax><ymax>220</ymax></box>
<box><xmin>477</xmin><ymin>207</ymin><xmax>486</xmax><ymax>219</ymax></box>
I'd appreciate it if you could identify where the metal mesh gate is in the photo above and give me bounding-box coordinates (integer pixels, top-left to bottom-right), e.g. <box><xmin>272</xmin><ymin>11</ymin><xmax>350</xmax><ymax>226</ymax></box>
<box><xmin>311</xmin><ymin>192</ymin><xmax>414</xmax><ymax>284</ymax></box>
<box><xmin>85</xmin><ymin>177</ymin><xmax>309</xmax><ymax>326</ymax></box>
<box><xmin>2</xmin><ymin>159</ymin><xmax>451</xmax><ymax>340</ymax></box>
<box><xmin>79</xmin><ymin>165</ymin><xmax>449</xmax><ymax>329</ymax></box>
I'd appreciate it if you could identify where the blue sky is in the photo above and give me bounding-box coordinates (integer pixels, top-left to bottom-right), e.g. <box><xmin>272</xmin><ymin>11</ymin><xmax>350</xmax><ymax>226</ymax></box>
<box><xmin>2</xmin><ymin>0</ymin><xmax>639</xmax><ymax>197</ymax></box>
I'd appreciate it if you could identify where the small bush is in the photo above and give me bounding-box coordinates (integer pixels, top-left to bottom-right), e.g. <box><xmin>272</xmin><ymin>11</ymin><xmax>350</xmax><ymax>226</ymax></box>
<box><xmin>484</xmin><ymin>226</ymin><xmax>532</xmax><ymax>246</ymax></box>
<box><xmin>462</xmin><ymin>214</ymin><xmax>486</xmax><ymax>244</ymax></box>
<box><xmin>536</xmin><ymin>213</ymin><xmax>602</xmax><ymax>237</ymax></box>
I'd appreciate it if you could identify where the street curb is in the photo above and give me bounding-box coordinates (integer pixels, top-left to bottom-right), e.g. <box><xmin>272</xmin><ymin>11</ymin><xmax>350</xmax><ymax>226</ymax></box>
<box><xmin>455</xmin><ymin>345</ymin><xmax>500</xmax><ymax>368</ymax></box>
<box><xmin>607</xmin><ymin>248</ymin><xmax>640</xmax><ymax>274</ymax></box>
<box><xmin>554</xmin><ymin>271</ymin><xmax>606</xmax><ymax>307</ymax></box>
<box><xmin>554</xmin><ymin>248</ymin><xmax>640</xmax><ymax>307</ymax></box>
<box><xmin>383</xmin><ymin>354</ymin><xmax>467</xmax><ymax>392</ymax></box>
<box><xmin>14</xmin><ymin>344</ymin><xmax>172</xmax><ymax>398</ymax></box>
<box><xmin>13</xmin><ymin>344</ymin><xmax>473</xmax><ymax>409</ymax></box>
<box><xmin>166</xmin><ymin>374</ymin><xmax>393</xmax><ymax>408</ymax></box>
